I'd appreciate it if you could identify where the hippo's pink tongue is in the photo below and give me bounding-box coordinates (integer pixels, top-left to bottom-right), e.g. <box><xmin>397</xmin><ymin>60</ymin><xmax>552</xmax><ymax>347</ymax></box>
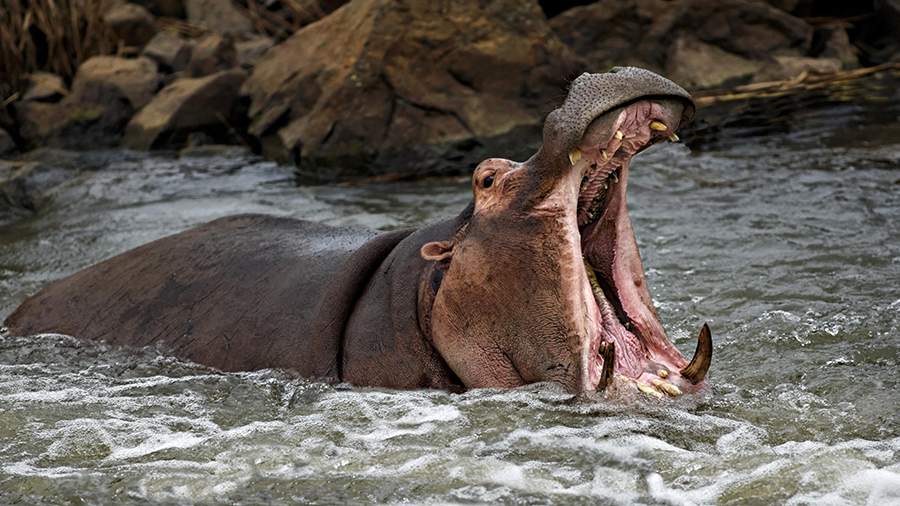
<box><xmin>572</xmin><ymin>100</ymin><xmax>711</xmax><ymax>395</ymax></box>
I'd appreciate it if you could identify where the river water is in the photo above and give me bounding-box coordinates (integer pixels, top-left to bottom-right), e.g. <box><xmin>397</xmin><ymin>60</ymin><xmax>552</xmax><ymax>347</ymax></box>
<box><xmin>0</xmin><ymin>74</ymin><xmax>898</xmax><ymax>504</ymax></box>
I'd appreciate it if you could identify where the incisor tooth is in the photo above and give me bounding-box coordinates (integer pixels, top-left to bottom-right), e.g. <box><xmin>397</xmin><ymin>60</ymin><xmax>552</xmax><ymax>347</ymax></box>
<box><xmin>569</xmin><ymin>148</ymin><xmax>582</xmax><ymax>165</ymax></box>
<box><xmin>600</xmin><ymin>149</ymin><xmax>610</xmax><ymax>161</ymax></box>
<box><xmin>651</xmin><ymin>378</ymin><xmax>682</xmax><ymax>396</ymax></box>
<box><xmin>668</xmin><ymin>133</ymin><xmax>680</xmax><ymax>142</ymax></box>
<box><xmin>614</xmin><ymin>130</ymin><xmax>624</xmax><ymax>140</ymax></box>
<box><xmin>637</xmin><ymin>382</ymin><xmax>663</xmax><ymax>398</ymax></box>
<box><xmin>650</xmin><ymin>121</ymin><xmax>668</xmax><ymax>131</ymax></box>
<box><xmin>658</xmin><ymin>369</ymin><xmax>669</xmax><ymax>378</ymax></box>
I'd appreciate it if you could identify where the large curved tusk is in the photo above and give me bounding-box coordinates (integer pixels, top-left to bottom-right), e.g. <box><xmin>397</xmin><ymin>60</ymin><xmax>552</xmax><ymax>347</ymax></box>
<box><xmin>598</xmin><ymin>341</ymin><xmax>615</xmax><ymax>390</ymax></box>
<box><xmin>680</xmin><ymin>323</ymin><xmax>712</xmax><ymax>384</ymax></box>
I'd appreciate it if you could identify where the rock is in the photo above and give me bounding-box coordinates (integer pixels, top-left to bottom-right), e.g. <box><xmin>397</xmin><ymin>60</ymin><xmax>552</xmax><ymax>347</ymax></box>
<box><xmin>188</xmin><ymin>34</ymin><xmax>237</xmax><ymax>77</ymax></box>
<box><xmin>103</xmin><ymin>3</ymin><xmax>158</xmax><ymax>47</ymax></box>
<box><xmin>550</xmin><ymin>0</ymin><xmax>668</xmax><ymax>72</ymax></box>
<box><xmin>124</xmin><ymin>69</ymin><xmax>246</xmax><ymax>150</ymax></box>
<box><xmin>667</xmin><ymin>36</ymin><xmax>762</xmax><ymax>89</ymax></box>
<box><xmin>0</xmin><ymin>129</ymin><xmax>15</xmax><ymax>155</ymax></box>
<box><xmin>243</xmin><ymin>0</ymin><xmax>577</xmax><ymax>179</ymax></box>
<box><xmin>15</xmin><ymin>57</ymin><xmax>160</xmax><ymax>148</ymax></box>
<box><xmin>753</xmin><ymin>55</ymin><xmax>842</xmax><ymax>82</ymax></box>
<box><xmin>143</xmin><ymin>31</ymin><xmax>193</xmax><ymax>72</ymax></box>
<box><xmin>0</xmin><ymin>159</ymin><xmax>73</xmax><ymax>224</ymax></box>
<box><xmin>184</xmin><ymin>0</ymin><xmax>253</xmax><ymax>36</ymax></box>
<box><xmin>22</xmin><ymin>73</ymin><xmax>68</xmax><ymax>103</ymax></box>
<box><xmin>552</xmin><ymin>0</ymin><xmax>813</xmax><ymax>88</ymax></box>
<box><xmin>820</xmin><ymin>26</ymin><xmax>859</xmax><ymax>68</ymax></box>
<box><xmin>72</xmin><ymin>56</ymin><xmax>160</xmax><ymax>110</ymax></box>
<box><xmin>235</xmin><ymin>36</ymin><xmax>274</xmax><ymax>70</ymax></box>
<box><xmin>649</xmin><ymin>0</ymin><xmax>813</xmax><ymax>59</ymax></box>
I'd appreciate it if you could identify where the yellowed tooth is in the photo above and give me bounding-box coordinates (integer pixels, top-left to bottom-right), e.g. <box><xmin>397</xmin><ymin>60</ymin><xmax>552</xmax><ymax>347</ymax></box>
<box><xmin>569</xmin><ymin>148</ymin><xmax>582</xmax><ymax>165</ymax></box>
<box><xmin>614</xmin><ymin>130</ymin><xmax>624</xmax><ymax>140</ymax></box>
<box><xmin>668</xmin><ymin>133</ymin><xmax>680</xmax><ymax>142</ymax></box>
<box><xmin>600</xmin><ymin>149</ymin><xmax>610</xmax><ymax>161</ymax></box>
<box><xmin>652</xmin><ymin>378</ymin><xmax>682</xmax><ymax>396</ymax></box>
<box><xmin>637</xmin><ymin>382</ymin><xmax>663</xmax><ymax>398</ymax></box>
<box><xmin>658</xmin><ymin>369</ymin><xmax>669</xmax><ymax>379</ymax></box>
<box><xmin>649</xmin><ymin>121</ymin><xmax>668</xmax><ymax>131</ymax></box>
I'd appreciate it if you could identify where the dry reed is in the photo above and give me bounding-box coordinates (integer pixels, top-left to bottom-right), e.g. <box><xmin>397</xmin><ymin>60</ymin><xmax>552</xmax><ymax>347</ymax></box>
<box><xmin>0</xmin><ymin>0</ymin><xmax>116</xmax><ymax>102</ymax></box>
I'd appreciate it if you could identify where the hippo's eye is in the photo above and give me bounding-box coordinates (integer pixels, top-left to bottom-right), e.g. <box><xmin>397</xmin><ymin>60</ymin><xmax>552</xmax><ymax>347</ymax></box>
<box><xmin>482</xmin><ymin>175</ymin><xmax>494</xmax><ymax>189</ymax></box>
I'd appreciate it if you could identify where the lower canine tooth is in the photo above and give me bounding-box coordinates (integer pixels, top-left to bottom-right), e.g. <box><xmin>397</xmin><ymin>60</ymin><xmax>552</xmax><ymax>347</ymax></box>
<box><xmin>637</xmin><ymin>382</ymin><xmax>663</xmax><ymax>398</ymax></box>
<box><xmin>651</xmin><ymin>378</ymin><xmax>682</xmax><ymax>396</ymax></box>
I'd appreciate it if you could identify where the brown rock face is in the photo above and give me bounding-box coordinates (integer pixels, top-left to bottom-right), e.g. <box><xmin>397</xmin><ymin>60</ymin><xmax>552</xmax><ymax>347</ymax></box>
<box><xmin>103</xmin><ymin>3</ymin><xmax>158</xmax><ymax>47</ymax></box>
<box><xmin>551</xmin><ymin>0</ymin><xmax>814</xmax><ymax>89</ymax></box>
<box><xmin>243</xmin><ymin>0</ymin><xmax>577</xmax><ymax>179</ymax></box>
<box><xmin>124</xmin><ymin>69</ymin><xmax>247</xmax><ymax>150</ymax></box>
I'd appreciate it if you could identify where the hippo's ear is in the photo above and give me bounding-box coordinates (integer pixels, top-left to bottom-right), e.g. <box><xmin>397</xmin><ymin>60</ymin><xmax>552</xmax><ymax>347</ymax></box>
<box><xmin>421</xmin><ymin>241</ymin><xmax>454</xmax><ymax>262</ymax></box>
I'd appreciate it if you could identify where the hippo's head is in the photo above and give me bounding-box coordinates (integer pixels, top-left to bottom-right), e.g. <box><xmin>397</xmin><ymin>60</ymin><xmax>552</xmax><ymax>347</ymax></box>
<box><xmin>420</xmin><ymin>67</ymin><xmax>711</xmax><ymax>396</ymax></box>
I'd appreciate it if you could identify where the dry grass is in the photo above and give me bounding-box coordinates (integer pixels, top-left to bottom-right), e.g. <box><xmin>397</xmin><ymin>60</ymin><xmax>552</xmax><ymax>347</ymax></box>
<box><xmin>694</xmin><ymin>62</ymin><xmax>900</xmax><ymax>107</ymax></box>
<box><xmin>0</xmin><ymin>0</ymin><xmax>116</xmax><ymax>102</ymax></box>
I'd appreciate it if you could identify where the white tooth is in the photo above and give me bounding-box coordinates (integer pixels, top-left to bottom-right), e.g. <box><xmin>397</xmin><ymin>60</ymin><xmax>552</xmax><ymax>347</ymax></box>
<box><xmin>637</xmin><ymin>382</ymin><xmax>663</xmax><ymax>398</ymax></box>
<box><xmin>614</xmin><ymin>130</ymin><xmax>624</xmax><ymax>140</ymax></box>
<box><xmin>569</xmin><ymin>148</ymin><xmax>581</xmax><ymax>165</ymax></box>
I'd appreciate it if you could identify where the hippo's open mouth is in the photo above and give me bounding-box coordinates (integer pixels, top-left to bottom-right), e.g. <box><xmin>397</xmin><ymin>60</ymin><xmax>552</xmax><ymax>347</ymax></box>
<box><xmin>570</xmin><ymin>99</ymin><xmax>711</xmax><ymax>395</ymax></box>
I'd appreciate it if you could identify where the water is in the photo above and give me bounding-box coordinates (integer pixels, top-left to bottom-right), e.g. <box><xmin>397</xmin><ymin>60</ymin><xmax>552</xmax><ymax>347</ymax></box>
<box><xmin>1</xmin><ymin>74</ymin><xmax>898</xmax><ymax>504</ymax></box>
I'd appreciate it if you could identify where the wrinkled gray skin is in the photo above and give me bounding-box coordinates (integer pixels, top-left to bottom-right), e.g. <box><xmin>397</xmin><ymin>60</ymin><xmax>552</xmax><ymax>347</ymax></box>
<box><xmin>6</xmin><ymin>68</ymin><xmax>707</xmax><ymax>394</ymax></box>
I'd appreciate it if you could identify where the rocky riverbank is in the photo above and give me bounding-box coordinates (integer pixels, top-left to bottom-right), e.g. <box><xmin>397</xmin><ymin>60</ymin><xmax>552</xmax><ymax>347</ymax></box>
<box><xmin>1</xmin><ymin>0</ymin><xmax>898</xmax><ymax>181</ymax></box>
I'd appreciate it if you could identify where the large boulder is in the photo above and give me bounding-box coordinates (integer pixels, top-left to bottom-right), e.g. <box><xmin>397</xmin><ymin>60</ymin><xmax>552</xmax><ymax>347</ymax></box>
<box><xmin>15</xmin><ymin>57</ymin><xmax>160</xmax><ymax>149</ymax></box>
<box><xmin>551</xmin><ymin>0</ymin><xmax>814</xmax><ymax>89</ymax></box>
<box><xmin>124</xmin><ymin>69</ymin><xmax>246</xmax><ymax>150</ymax></box>
<box><xmin>243</xmin><ymin>0</ymin><xmax>577</xmax><ymax>179</ymax></box>
<box><xmin>667</xmin><ymin>36</ymin><xmax>762</xmax><ymax>89</ymax></box>
<box><xmin>184</xmin><ymin>0</ymin><xmax>253</xmax><ymax>36</ymax></box>
<box><xmin>71</xmin><ymin>56</ymin><xmax>160</xmax><ymax>110</ymax></box>
<box><xmin>103</xmin><ymin>3</ymin><xmax>158</xmax><ymax>47</ymax></box>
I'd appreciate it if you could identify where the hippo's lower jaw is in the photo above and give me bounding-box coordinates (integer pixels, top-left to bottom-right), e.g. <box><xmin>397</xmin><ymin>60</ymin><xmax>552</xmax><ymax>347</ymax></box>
<box><xmin>571</xmin><ymin>99</ymin><xmax>712</xmax><ymax>396</ymax></box>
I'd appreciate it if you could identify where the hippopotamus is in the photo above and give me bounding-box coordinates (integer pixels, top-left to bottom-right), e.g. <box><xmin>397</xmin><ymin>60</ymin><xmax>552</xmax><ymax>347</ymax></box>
<box><xmin>4</xmin><ymin>67</ymin><xmax>712</xmax><ymax>397</ymax></box>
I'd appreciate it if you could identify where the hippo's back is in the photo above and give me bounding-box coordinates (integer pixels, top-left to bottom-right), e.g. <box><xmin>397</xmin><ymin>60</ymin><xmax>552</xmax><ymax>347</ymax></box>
<box><xmin>4</xmin><ymin>214</ymin><xmax>400</xmax><ymax>377</ymax></box>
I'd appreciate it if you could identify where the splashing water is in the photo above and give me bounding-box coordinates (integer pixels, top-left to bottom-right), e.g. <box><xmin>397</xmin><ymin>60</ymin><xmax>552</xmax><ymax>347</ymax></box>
<box><xmin>1</xmin><ymin>76</ymin><xmax>899</xmax><ymax>504</ymax></box>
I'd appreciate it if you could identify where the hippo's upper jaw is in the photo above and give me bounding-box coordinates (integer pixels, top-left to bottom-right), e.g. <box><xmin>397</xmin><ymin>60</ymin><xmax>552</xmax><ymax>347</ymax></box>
<box><xmin>422</xmin><ymin>67</ymin><xmax>712</xmax><ymax>397</ymax></box>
